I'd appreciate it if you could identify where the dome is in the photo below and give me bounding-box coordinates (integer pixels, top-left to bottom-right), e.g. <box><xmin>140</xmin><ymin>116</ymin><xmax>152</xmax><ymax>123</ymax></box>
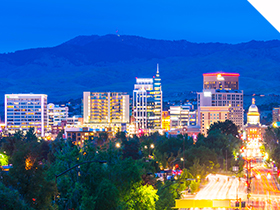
<box><xmin>248</xmin><ymin>104</ymin><xmax>258</xmax><ymax>113</ymax></box>
<box><xmin>247</xmin><ymin>98</ymin><xmax>260</xmax><ymax>125</ymax></box>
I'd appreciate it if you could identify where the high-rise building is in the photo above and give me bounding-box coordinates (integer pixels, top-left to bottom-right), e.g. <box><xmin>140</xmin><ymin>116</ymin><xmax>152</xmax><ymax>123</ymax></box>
<box><xmin>203</xmin><ymin>73</ymin><xmax>239</xmax><ymax>90</ymax></box>
<box><xmin>5</xmin><ymin>94</ymin><xmax>48</xmax><ymax>136</ymax></box>
<box><xmin>198</xmin><ymin>72</ymin><xmax>243</xmax><ymax>132</ymax></box>
<box><xmin>153</xmin><ymin>64</ymin><xmax>163</xmax><ymax>129</ymax></box>
<box><xmin>47</xmin><ymin>103</ymin><xmax>69</xmax><ymax>128</ymax></box>
<box><xmin>133</xmin><ymin>78</ymin><xmax>155</xmax><ymax>129</ymax></box>
<box><xmin>197</xmin><ymin>89</ymin><xmax>243</xmax><ymax>129</ymax></box>
<box><xmin>133</xmin><ymin>64</ymin><xmax>163</xmax><ymax>131</ymax></box>
<box><xmin>83</xmin><ymin>92</ymin><xmax>130</xmax><ymax>130</ymax></box>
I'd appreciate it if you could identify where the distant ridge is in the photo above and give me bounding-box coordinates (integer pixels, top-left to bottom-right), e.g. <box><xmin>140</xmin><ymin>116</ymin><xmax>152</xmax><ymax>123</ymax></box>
<box><xmin>0</xmin><ymin>34</ymin><xmax>280</xmax><ymax>103</ymax></box>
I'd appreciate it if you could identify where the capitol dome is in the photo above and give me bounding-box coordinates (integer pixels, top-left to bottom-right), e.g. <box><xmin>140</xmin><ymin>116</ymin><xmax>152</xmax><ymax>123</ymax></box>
<box><xmin>247</xmin><ymin>98</ymin><xmax>260</xmax><ymax>125</ymax></box>
<box><xmin>248</xmin><ymin>104</ymin><xmax>258</xmax><ymax>113</ymax></box>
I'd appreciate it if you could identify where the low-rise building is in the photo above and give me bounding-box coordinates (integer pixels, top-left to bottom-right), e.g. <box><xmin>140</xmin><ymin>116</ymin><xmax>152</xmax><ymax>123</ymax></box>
<box><xmin>272</xmin><ymin>107</ymin><xmax>280</xmax><ymax>125</ymax></box>
<box><xmin>162</xmin><ymin>111</ymin><xmax>170</xmax><ymax>131</ymax></box>
<box><xmin>65</xmin><ymin>127</ymin><xmax>101</xmax><ymax>146</ymax></box>
<box><xmin>47</xmin><ymin>103</ymin><xmax>68</xmax><ymax>129</ymax></box>
<box><xmin>198</xmin><ymin>106</ymin><xmax>229</xmax><ymax>136</ymax></box>
<box><xmin>169</xmin><ymin>104</ymin><xmax>197</xmax><ymax>129</ymax></box>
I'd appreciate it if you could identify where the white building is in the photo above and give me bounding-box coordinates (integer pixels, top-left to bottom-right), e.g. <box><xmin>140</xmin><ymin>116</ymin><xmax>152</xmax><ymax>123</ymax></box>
<box><xmin>169</xmin><ymin>104</ymin><xmax>197</xmax><ymax>129</ymax></box>
<box><xmin>66</xmin><ymin>115</ymin><xmax>83</xmax><ymax>126</ymax></box>
<box><xmin>133</xmin><ymin>78</ymin><xmax>154</xmax><ymax>130</ymax></box>
<box><xmin>5</xmin><ymin>94</ymin><xmax>48</xmax><ymax>136</ymax></box>
<box><xmin>47</xmin><ymin>103</ymin><xmax>69</xmax><ymax>128</ymax></box>
<box><xmin>133</xmin><ymin>64</ymin><xmax>163</xmax><ymax>131</ymax></box>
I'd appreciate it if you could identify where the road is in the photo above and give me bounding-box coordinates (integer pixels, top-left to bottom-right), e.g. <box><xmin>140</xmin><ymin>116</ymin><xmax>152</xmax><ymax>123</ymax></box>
<box><xmin>180</xmin><ymin>130</ymin><xmax>280</xmax><ymax>209</ymax></box>
<box><xmin>194</xmin><ymin>174</ymin><xmax>246</xmax><ymax>200</ymax></box>
<box><xmin>250</xmin><ymin>165</ymin><xmax>280</xmax><ymax>209</ymax></box>
<box><xmin>184</xmin><ymin>172</ymin><xmax>280</xmax><ymax>209</ymax></box>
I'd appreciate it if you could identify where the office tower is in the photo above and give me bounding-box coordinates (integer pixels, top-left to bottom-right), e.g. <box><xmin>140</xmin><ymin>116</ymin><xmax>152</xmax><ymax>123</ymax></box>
<box><xmin>83</xmin><ymin>92</ymin><xmax>130</xmax><ymax>129</ymax></box>
<box><xmin>47</xmin><ymin>103</ymin><xmax>69</xmax><ymax>128</ymax></box>
<box><xmin>198</xmin><ymin>89</ymin><xmax>243</xmax><ymax>129</ymax></box>
<box><xmin>5</xmin><ymin>94</ymin><xmax>48</xmax><ymax>136</ymax></box>
<box><xmin>133</xmin><ymin>78</ymin><xmax>155</xmax><ymax>129</ymax></box>
<box><xmin>153</xmin><ymin>64</ymin><xmax>163</xmax><ymax>129</ymax></box>
<box><xmin>198</xmin><ymin>73</ymin><xmax>243</xmax><ymax>134</ymax></box>
<box><xmin>133</xmin><ymin>64</ymin><xmax>163</xmax><ymax>131</ymax></box>
<box><xmin>203</xmin><ymin>73</ymin><xmax>239</xmax><ymax>90</ymax></box>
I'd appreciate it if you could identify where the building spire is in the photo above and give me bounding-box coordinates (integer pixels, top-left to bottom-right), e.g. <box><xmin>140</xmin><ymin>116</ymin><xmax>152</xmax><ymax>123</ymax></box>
<box><xmin>252</xmin><ymin>98</ymin><xmax>255</xmax><ymax>105</ymax></box>
<box><xmin>157</xmin><ymin>63</ymin><xmax>159</xmax><ymax>74</ymax></box>
<box><xmin>156</xmin><ymin>63</ymin><xmax>160</xmax><ymax>77</ymax></box>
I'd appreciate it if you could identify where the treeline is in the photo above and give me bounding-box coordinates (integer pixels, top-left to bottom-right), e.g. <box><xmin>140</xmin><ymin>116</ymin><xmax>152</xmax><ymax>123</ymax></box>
<box><xmin>264</xmin><ymin>126</ymin><xmax>280</xmax><ymax>167</ymax></box>
<box><xmin>0</xmin><ymin>120</ymin><xmax>242</xmax><ymax>210</ymax></box>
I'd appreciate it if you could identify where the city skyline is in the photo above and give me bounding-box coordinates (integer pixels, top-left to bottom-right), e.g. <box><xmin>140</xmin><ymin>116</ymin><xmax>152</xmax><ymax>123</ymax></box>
<box><xmin>1</xmin><ymin>1</ymin><xmax>280</xmax><ymax>209</ymax></box>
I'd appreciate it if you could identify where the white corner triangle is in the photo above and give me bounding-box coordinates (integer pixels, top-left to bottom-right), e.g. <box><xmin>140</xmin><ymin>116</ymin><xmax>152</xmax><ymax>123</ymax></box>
<box><xmin>248</xmin><ymin>0</ymin><xmax>280</xmax><ymax>33</ymax></box>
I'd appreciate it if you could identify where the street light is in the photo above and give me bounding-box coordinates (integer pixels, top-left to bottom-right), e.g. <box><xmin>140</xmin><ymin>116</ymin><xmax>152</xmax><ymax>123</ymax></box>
<box><xmin>54</xmin><ymin>160</ymin><xmax>106</xmax><ymax>203</ymax></box>
<box><xmin>267</xmin><ymin>172</ymin><xmax>271</xmax><ymax>179</ymax></box>
<box><xmin>115</xmin><ymin>142</ymin><xmax>121</xmax><ymax>148</ymax></box>
<box><xmin>55</xmin><ymin>160</ymin><xmax>107</xmax><ymax>184</ymax></box>
<box><xmin>144</xmin><ymin>144</ymin><xmax>155</xmax><ymax>157</ymax></box>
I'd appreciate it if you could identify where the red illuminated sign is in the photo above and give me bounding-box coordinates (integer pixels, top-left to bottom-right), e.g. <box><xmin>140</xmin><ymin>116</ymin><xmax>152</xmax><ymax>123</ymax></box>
<box><xmin>203</xmin><ymin>73</ymin><xmax>240</xmax><ymax>77</ymax></box>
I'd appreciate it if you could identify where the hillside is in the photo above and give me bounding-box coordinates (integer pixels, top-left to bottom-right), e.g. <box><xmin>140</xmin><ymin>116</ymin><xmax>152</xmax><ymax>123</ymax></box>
<box><xmin>1</xmin><ymin>34</ymin><xmax>280</xmax><ymax>104</ymax></box>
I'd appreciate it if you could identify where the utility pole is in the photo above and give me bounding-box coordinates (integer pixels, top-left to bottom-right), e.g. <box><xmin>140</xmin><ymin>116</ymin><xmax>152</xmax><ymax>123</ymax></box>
<box><xmin>183</xmin><ymin>135</ymin><xmax>185</xmax><ymax>170</ymax></box>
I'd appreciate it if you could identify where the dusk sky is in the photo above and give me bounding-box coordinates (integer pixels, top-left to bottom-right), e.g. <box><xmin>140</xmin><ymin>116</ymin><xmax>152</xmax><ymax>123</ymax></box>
<box><xmin>1</xmin><ymin>0</ymin><xmax>280</xmax><ymax>53</ymax></box>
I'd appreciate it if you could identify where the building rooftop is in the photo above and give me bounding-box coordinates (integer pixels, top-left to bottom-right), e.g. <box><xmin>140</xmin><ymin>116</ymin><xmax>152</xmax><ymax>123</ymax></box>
<box><xmin>203</xmin><ymin>73</ymin><xmax>240</xmax><ymax>77</ymax></box>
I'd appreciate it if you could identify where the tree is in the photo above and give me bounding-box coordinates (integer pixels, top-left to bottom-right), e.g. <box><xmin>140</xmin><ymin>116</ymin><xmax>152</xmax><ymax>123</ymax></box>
<box><xmin>122</xmin><ymin>137</ymin><xmax>141</xmax><ymax>160</ymax></box>
<box><xmin>3</xmin><ymin>140</ymin><xmax>55</xmax><ymax>210</ymax></box>
<box><xmin>0</xmin><ymin>182</ymin><xmax>33</xmax><ymax>210</ymax></box>
<box><xmin>208</xmin><ymin>120</ymin><xmax>239</xmax><ymax>137</ymax></box>
<box><xmin>124</xmin><ymin>182</ymin><xmax>158</xmax><ymax>210</ymax></box>
<box><xmin>0</xmin><ymin>153</ymin><xmax>8</xmax><ymax>166</ymax></box>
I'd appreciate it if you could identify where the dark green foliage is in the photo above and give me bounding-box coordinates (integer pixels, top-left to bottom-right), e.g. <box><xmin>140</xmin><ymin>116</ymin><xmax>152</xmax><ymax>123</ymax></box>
<box><xmin>264</xmin><ymin>127</ymin><xmax>280</xmax><ymax>168</ymax></box>
<box><xmin>122</xmin><ymin>136</ymin><xmax>141</xmax><ymax>160</ymax></box>
<box><xmin>0</xmin><ymin>182</ymin><xmax>33</xmax><ymax>210</ymax></box>
<box><xmin>0</xmin><ymin>128</ymin><xmax>243</xmax><ymax>210</ymax></box>
<box><xmin>208</xmin><ymin>120</ymin><xmax>239</xmax><ymax>136</ymax></box>
<box><xmin>3</xmin><ymin>141</ymin><xmax>55</xmax><ymax>209</ymax></box>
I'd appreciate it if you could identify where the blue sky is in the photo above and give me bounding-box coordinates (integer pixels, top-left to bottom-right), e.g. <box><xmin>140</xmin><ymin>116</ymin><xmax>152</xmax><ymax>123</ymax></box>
<box><xmin>0</xmin><ymin>0</ymin><xmax>279</xmax><ymax>53</ymax></box>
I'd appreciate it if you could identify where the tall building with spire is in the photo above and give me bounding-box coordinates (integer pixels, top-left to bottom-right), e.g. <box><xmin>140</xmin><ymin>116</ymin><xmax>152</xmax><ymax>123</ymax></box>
<box><xmin>153</xmin><ymin>64</ymin><xmax>163</xmax><ymax>129</ymax></box>
<box><xmin>133</xmin><ymin>64</ymin><xmax>163</xmax><ymax>131</ymax></box>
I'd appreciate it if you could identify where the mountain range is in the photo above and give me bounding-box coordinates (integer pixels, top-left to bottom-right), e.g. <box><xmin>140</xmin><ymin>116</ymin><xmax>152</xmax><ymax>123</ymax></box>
<box><xmin>1</xmin><ymin>34</ymin><xmax>280</xmax><ymax>104</ymax></box>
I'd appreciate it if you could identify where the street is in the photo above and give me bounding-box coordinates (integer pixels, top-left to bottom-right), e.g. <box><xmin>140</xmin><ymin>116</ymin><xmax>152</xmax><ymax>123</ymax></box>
<box><xmin>182</xmin><ymin>138</ymin><xmax>280</xmax><ymax>209</ymax></box>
